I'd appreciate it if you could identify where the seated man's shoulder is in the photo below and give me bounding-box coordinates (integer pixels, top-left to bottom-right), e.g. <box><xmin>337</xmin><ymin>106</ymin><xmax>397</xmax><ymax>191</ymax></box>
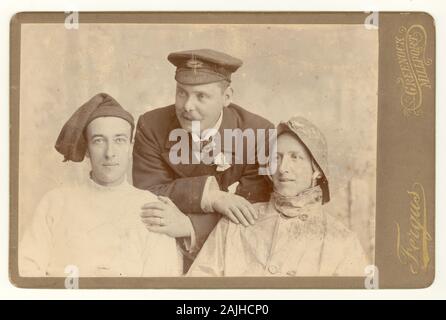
<box><xmin>43</xmin><ymin>184</ymin><xmax>83</xmax><ymax>201</ymax></box>
<box><xmin>128</xmin><ymin>184</ymin><xmax>159</xmax><ymax>202</ymax></box>
<box><xmin>33</xmin><ymin>184</ymin><xmax>85</xmax><ymax>219</ymax></box>
<box><xmin>227</xmin><ymin>104</ymin><xmax>274</xmax><ymax>130</ymax></box>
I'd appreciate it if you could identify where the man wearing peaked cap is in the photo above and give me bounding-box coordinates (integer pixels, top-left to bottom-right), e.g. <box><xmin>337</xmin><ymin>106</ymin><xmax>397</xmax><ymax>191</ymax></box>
<box><xmin>132</xmin><ymin>49</ymin><xmax>274</xmax><ymax>271</ymax></box>
<box><xmin>19</xmin><ymin>93</ymin><xmax>183</xmax><ymax>277</ymax></box>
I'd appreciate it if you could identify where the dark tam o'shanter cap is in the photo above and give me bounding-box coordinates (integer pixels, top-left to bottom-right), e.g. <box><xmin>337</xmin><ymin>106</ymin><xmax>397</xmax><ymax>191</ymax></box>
<box><xmin>55</xmin><ymin>93</ymin><xmax>134</xmax><ymax>162</ymax></box>
<box><xmin>167</xmin><ymin>48</ymin><xmax>243</xmax><ymax>85</ymax></box>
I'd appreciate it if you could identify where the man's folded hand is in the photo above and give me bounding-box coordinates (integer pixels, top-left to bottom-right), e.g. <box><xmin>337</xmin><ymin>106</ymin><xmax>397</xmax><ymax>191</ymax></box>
<box><xmin>140</xmin><ymin>196</ymin><xmax>194</xmax><ymax>238</ymax></box>
<box><xmin>209</xmin><ymin>190</ymin><xmax>259</xmax><ymax>227</ymax></box>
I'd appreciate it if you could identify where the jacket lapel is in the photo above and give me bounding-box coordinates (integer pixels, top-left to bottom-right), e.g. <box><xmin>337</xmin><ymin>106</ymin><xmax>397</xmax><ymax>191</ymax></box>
<box><xmin>160</xmin><ymin>112</ymin><xmax>198</xmax><ymax>178</ymax></box>
<box><xmin>219</xmin><ymin>106</ymin><xmax>241</xmax><ymax>166</ymax></box>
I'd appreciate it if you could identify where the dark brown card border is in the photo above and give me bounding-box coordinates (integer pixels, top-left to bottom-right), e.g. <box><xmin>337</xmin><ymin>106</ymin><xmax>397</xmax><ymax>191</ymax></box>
<box><xmin>9</xmin><ymin>11</ymin><xmax>435</xmax><ymax>289</ymax></box>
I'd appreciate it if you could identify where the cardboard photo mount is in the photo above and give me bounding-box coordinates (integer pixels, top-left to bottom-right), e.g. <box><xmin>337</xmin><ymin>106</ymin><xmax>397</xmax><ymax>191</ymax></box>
<box><xmin>9</xmin><ymin>12</ymin><xmax>435</xmax><ymax>289</ymax></box>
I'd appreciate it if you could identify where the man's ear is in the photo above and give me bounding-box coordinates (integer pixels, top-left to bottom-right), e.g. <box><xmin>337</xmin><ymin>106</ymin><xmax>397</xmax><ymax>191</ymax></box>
<box><xmin>222</xmin><ymin>86</ymin><xmax>233</xmax><ymax>107</ymax></box>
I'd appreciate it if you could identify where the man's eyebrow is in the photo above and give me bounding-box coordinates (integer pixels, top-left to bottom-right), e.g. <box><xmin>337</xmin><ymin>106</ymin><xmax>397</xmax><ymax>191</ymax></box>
<box><xmin>89</xmin><ymin>133</ymin><xmax>129</xmax><ymax>139</ymax></box>
<box><xmin>90</xmin><ymin>134</ymin><xmax>105</xmax><ymax>139</ymax></box>
<box><xmin>177</xmin><ymin>84</ymin><xmax>209</xmax><ymax>95</ymax></box>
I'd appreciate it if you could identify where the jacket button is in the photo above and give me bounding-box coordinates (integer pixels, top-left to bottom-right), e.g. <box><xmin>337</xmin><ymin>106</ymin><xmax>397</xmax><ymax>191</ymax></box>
<box><xmin>268</xmin><ymin>265</ymin><xmax>279</xmax><ymax>274</ymax></box>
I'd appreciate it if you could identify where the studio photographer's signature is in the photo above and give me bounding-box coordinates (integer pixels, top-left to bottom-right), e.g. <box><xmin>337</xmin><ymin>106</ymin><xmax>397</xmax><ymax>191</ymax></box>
<box><xmin>395</xmin><ymin>24</ymin><xmax>432</xmax><ymax>117</ymax></box>
<box><xmin>395</xmin><ymin>183</ymin><xmax>432</xmax><ymax>274</ymax></box>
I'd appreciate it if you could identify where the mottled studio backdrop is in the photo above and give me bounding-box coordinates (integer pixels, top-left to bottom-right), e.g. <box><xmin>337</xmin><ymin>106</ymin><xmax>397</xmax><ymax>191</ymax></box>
<box><xmin>19</xmin><ymin>24</ymin><xmax>378</xmax><ymax>263</ymax></box>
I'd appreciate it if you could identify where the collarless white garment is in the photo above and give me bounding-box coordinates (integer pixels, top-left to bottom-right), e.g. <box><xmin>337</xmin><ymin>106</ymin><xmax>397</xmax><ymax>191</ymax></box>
<box><xmin>19</xmin><ymin>178</ymin><xmax>183</xmax><ymax>277</ymax></box>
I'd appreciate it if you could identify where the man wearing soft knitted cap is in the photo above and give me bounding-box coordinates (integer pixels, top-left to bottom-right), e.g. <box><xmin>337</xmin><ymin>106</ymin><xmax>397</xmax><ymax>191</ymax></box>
<box><xmin>19</xmin><ymin>93</ymin><xmax>183</xmax><ymax>277</ymax></box>
<box><xmin>132</xmin><ymin>49</ymin><xmax>274</xmax><ymax>270</ymax></box>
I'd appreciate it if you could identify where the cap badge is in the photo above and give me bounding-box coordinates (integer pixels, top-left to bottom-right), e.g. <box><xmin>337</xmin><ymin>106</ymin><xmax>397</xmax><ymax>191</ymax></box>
<box><xmin>186</xmin><ymin>59</ymin><xmax>204</xmax><ymax>69</ymax></box>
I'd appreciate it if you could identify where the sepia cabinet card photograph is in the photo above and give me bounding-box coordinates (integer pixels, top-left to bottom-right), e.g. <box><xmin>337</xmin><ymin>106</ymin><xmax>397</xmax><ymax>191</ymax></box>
<box><xmin>9</xmin><ymin>12</ymin><xmax>435</xmax><ymax>289</ymax></box>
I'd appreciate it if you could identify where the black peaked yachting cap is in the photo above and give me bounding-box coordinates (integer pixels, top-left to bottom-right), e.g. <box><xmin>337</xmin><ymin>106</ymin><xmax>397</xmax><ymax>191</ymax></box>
<box><xmin>55</xmin><ymin>93</ymin><xmax>134</xmax><ymax>162</ymax></box>
<box><xmin>167</xmin><ymin>49</ymin><xmax>243</xmax><ymax>85</ymax></box>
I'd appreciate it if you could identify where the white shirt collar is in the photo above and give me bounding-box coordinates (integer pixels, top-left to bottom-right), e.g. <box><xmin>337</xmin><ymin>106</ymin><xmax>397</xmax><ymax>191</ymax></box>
<box><xmin>191</xmin><ymin>111</ymin><xmax>223</xmax><ymax>142</ymax></box>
